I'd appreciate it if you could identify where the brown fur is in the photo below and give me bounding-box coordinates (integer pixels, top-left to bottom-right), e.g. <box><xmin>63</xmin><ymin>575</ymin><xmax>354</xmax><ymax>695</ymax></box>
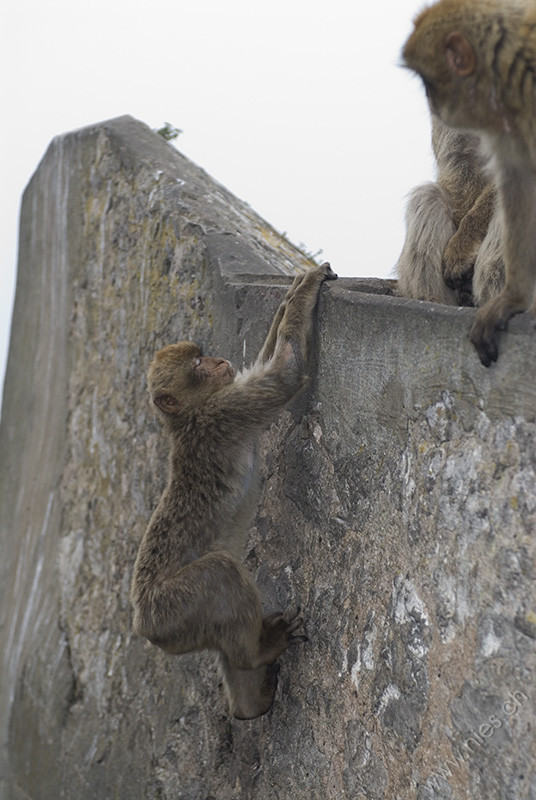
<box><xmin>397</xmin><ymin>118</ymin><xmax>505</xmax><ymax>308</ymax></box>
<box><xmin>397</xmin><ymin>118</ymin><xmax>501</xmax><ymax>306</ymax></box>
<box><xmin>130</xmin><ymin>262</ymin><xmax>336</xmax><ymax>718</ymax></box>
<box><xmin>403</xmin><ymin>0</ymin><xmax>536</xmax><ymax>365</ymax></box>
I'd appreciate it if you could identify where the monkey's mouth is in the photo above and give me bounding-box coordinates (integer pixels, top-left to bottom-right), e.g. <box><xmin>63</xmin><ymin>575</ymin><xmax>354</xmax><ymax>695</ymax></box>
<box><xmin>223</xmin><ymin>362</ymin><xmax>235</xmax><ymax>380</ymax></box>
<box><xmin>212</xmin><ymin>360</ymin><xmax>234</xmax><ymax>381</ymax></box>
<box><xmin>200</xmin><ymin>357</ymin><xmax>235</xmax><ymax>378</ymax></box>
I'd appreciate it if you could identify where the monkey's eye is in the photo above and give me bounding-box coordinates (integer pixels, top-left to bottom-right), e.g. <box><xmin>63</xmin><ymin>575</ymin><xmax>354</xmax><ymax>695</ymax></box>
<box><xmin>193</xmin><ymin>357</ymin><xmax>202</xmax><ymax>367</ymax></box>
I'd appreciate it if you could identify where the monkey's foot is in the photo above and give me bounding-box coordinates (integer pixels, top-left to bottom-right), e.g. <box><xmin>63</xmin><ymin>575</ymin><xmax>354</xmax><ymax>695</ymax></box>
<box><xmin>443</xmin><ymin>256</ymin><xmax>475</xmax><ymax>306</ymax></box>
<box><xmin>232</xmin><ymin>663</ymin><xmax>280</xmax><ymax>720</ymax></box>
<box><xmin>259</xmin><ymin>609</ymin><xmax>307</xmax><ymax>664</ymax></box>
<box><xmin>452</xmin><ymin>271</ymin><xmax>475</xmax><ymax>306</ymax></box>
<box><xmin>470</xmin><ymin>293</ymin><xmax>527</xmax><ymax>366</ymax></box>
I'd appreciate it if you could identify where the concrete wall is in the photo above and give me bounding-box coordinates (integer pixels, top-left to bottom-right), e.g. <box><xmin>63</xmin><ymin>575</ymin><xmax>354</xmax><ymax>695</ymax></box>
<box><xmin>1</xmin><ymin>116</ymin><xmax>535</xmax><ymax>800</ymax></box>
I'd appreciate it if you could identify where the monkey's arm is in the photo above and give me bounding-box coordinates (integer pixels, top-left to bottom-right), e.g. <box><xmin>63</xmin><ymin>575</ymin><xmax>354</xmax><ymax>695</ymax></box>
<box><xmin>272</xmin><ymin>262</ymin><xmax>336</xmax><ymax>366</ymax></box>
<box><xmin>219</xmin><ymin>355</ymin><xmax>304</xmax><ymax>419</ymax></box>
<box><xmin>443</xmin><ymin>183</ymin><xmax>496</xmax><ymax>304</ymax></box>
<box><xmin>255</xmin><ymin>263</ymin><xmax>336</xmax><ymax>366</ymax></box>
<box><xmin>470</xmin><ymin>160</ymin><xmax>536</xmax><ymax>365</ymax></box>
<box><xmin>211</xmin><ymin>263</ymin><xmax>336</xmax><ymax>427</ymax></box>
<box><xmin>254</xmin><ymin>293</ymin><xmax>290</xmax><ymax>366</ymax></box>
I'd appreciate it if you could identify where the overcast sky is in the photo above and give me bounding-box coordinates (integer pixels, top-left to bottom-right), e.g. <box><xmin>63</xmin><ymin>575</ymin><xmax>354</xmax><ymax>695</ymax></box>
<box><xmin>0</xmin><ymin>0</ymin><xmax>434</xmax><ymax>408</ymax></box>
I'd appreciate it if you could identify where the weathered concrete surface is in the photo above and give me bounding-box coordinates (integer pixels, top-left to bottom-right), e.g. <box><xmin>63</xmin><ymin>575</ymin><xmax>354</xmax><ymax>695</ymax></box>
<box><xmin>0</xmin><ymin>115</ymin><xmax>535</xmax><ymax>800</ymax></box>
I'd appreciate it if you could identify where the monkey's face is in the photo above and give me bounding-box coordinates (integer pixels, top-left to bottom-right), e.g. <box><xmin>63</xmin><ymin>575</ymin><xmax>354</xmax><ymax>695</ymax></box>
<box><xmin>403</xmin><ymin>1</ymin><xmax>507</xmax><ymax>134</ymax></box>
<box><xmin>403</xmin><ymin>11</ymin><xmax>475</xmax><ymax>124</ymax></box>
<box><xmin>147</xmin><ymin>342</ymin><xmax>235</xmax><ymax>417</ymax></box>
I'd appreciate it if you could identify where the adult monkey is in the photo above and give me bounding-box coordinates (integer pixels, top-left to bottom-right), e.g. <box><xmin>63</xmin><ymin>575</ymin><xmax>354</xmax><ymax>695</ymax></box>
<box><xmin>396</xmin><ymin>117</ymin><xmax>504</xmax><ymax>308</ymax></box>
<box><xmin>131</xmin><ymin>262</ymin><xmax>337</xmax><ymax>719</ymax></box>
<box><xmin>403</xmin><ymin>0</ymin><xmax>536</xmax><ymax>366</ymax></box>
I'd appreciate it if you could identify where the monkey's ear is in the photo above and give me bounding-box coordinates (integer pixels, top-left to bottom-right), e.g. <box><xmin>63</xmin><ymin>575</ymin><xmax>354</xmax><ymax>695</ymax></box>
<box><xmin>153</xmin><ymin>393</ymin><xmax>181</xmax><ymax>414</ymax></box>
<box><xmin>445</xmin><ymin>31</ymin><xmax>476</xmax><ymax>77</ymax></box>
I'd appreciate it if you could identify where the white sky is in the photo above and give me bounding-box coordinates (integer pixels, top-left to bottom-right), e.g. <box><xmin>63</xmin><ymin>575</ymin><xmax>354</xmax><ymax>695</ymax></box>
<box><xmin>0</xmin><ymin>0</ymin><xmax>434</xmax><ymax>408</ymax></box>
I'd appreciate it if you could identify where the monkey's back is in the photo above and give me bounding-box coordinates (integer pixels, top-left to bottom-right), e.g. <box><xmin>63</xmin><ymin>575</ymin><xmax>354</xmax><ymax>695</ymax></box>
<box><xmin>132</xmin><ymin>417</ymin><xmax>260</xmax><ymax>592</ymax></box>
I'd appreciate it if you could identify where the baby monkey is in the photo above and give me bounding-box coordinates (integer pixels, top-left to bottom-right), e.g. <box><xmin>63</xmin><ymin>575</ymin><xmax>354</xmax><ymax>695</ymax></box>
<box><xmin>131</xmin><ymin>262</ymin><xmax>336</xmax><ymax>719</ymax></box>
<box><xmin>403</xmin><ymin>0</ymin><xmax>536</xmax><ymax>365</ymax></box>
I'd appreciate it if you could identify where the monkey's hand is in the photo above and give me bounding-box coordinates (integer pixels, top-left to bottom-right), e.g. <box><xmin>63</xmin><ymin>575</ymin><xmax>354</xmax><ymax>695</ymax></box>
<box><xmin>311</xmin><ymin>262</ymin><xmax>338</xmax><ymax>287</ymax></box>
<box><xmin>318</xmin><ymin>262</ymin><xmax>338</xmax><ymax>281</ymax></box>
<box><xmin>256</xmin><ymin>263</ymin><xmax>336</xmax><ymax>367</ymax></box>
<box><xmin>470</xmin><ymin>291</ymin><xmax>527</xmax><ymax>366</ymax></box>
<box><xmin>282</xmin><ymin>262</ymin><xmax>337</xmax><ymax>330</ymax></box>
<box><xmin>258</xmin><ymin>609</ymin><xmax>307</xmax><ymax>665</ymax></box>
<box><xmin>285</xmin><ymin>262</ymin><xmax>337</xmax><ymax>303</ymax></box>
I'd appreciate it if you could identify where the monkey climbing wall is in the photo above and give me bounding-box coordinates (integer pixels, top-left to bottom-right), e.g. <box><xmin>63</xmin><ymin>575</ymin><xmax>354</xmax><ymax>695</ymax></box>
<box><xmin>0</xmin><ymin>116</ymin><xmax>535</xmax><ymax>800</ymax></box>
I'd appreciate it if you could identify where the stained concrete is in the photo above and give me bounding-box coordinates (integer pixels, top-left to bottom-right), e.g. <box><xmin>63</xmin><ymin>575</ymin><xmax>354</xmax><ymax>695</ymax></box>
<box><xmin>1</xmin><ymin>116</ymin><xmax>535</xmax><ymax>799</ymax></box>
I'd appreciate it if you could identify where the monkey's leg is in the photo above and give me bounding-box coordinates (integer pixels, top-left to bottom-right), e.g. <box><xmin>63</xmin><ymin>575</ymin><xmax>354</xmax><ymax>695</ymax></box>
<box><xmin>219</xmin><ymin>654</ymin><xmax>280</xmax><ymax>720</ymax></box>
<box><xmin>147</xmin><ymin>554</ymin><xmax>303</xmax><ymax>664</ymax></box>
<box><xmin>145</xmin><ymin>551</ymin><xmax>264</xmax><ymax>665</ymax></box>
<box><xmin>396</xmin><ymin>182</ymin><xmax>458</xmax><ymax>305</ymax></box>
<box><xmin>442</xmin><ymin>183</ymin><xmax>495</xmax><ymax>305</ymax></box>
